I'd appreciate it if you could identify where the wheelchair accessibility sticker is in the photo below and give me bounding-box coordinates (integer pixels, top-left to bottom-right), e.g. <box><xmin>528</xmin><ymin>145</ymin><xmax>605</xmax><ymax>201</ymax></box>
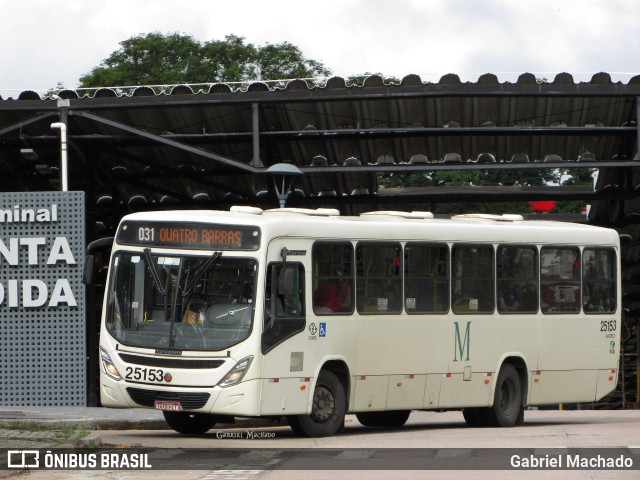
<box><xmin>308</xmin><ymin>322</ymin><xmax>326</xmax><ymax>340</ymax></box>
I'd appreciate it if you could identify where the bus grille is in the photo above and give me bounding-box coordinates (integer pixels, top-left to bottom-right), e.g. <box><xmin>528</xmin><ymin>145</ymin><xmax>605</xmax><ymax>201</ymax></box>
<box><xmin>119</xmin><ymin>353</ymin><xmax>225</xmax><ymax>369</ymax></box>
<box><xmin>126</xmin><ymin>388</ymin><xmax>210</xmax><ymax>410</ymax></box>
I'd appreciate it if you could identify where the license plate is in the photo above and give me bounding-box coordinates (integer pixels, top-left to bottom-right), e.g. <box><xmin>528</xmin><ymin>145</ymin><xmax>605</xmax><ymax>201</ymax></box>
<box><xmin>154</xmin><ymin>400</ymin><xmax>182</xmax><ymax>412</ymax></box>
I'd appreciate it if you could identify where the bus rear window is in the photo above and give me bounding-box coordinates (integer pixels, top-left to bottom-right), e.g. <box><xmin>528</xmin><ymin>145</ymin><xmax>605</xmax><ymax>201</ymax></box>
<box><xmin>583</xmin><ymin>248</ymin><xmax>616</xmax><ymax>313</ymax></box>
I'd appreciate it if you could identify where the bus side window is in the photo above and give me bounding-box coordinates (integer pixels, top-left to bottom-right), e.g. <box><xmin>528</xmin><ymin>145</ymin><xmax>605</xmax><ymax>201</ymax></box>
<box><xmin>540</xmin><ymin>247</ymin><xmax>580</xmax><ymax>313</ymax></box>
<box><xmin>404</xmin><ymin>243</ymin><xmax>449</xmax><ymax>313</ymax></box>
<box><xmin>312</xmin><ymin>242</ymin><xmax>354</xmax><ymax>315</ymax></box>
<box><xmin>583</xmin><ymin>248</ymin><xmax>616</xmax><ymax>313</ymax></box>
<box><xmin>356</xmin><ymin>242</ymin><xmax>402</xmax><ymax>314</ymax></box>
<box><xmin>497</xmin><ymin>245</ymin><xmax>538</xmax><ymax>313</ymax></box>
<box><xmin>451</xmin><ymin>244</ymin><xmax>494</xmax><ymax>314</ymax></box>
<box><xmin>262</xmin><ymin>262</ymin><xmax>306</xmax><ymax>353</ymax></box>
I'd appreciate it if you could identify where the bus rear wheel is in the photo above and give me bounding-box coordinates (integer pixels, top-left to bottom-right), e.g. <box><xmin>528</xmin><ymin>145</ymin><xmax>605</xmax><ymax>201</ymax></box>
<box><xmin>162</xmin><ymin>411</ymin><xmax>217</xmax><ymax>435</ymax></box>
<box><xmin>288</xmin><ymin>370</ymin><xmax>346</xmax><ymax>437</ymax></box>
<box><xmin>483</xmin><ymin>364</ymin><xmax>523</xmax><ymax>427</ymax></box>
<box><xmin>356</xmin><ymin>410</ymin><xmax>411</xmax><ymax>428</ymax></box>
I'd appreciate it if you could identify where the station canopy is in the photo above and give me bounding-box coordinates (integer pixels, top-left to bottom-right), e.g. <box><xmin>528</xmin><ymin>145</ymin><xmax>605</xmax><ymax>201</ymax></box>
<box><xmin>0</xmin><ymin>72</ymin><xmax>639</xmax><ymax>237</ymax></box>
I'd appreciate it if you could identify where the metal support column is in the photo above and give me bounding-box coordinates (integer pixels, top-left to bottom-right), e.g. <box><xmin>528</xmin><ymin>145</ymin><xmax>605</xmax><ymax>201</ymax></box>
<box><xmin>636</xmin><ymin>96</ymin><xmax>640</xmax><ymax>160</ymax></box>
<box><xmin>251</xmin><ymin>102</ymin><xmax>263</xmax><ymax>167</ymax></box>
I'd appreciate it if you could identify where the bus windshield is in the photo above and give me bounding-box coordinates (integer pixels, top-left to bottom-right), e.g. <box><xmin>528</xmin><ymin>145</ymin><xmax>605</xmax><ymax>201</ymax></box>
<box><xmin>105</xmin><ymin>251</ymin><xmax>257</xmax><ymax>351</ymax></box>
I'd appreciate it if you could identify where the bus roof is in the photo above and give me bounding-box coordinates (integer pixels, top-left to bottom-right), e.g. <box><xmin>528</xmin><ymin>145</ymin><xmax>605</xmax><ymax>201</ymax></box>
<box><xmin>119</xmin><ymin>208</ymin><xmax>620</xmax><ymax>247</ymax></box>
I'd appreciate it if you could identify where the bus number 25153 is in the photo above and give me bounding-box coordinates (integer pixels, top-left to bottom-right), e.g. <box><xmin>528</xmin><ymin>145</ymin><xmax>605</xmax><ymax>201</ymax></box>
<box><xmin>600</xmin><ymin>320</ymin><xmax>617</xmax><ymax>332</ymax></box>
<box><xmin>125</xmin><ymin>366</ymin><xmax>168</xmax><ymax>383</ymax></box>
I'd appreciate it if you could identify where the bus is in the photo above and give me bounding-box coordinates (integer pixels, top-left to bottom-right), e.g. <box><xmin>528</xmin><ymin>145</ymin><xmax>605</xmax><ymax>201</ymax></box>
<box><xmin>94</xmin><ymin>207</ymin><xmax>621</xmax><ymax>437</ymax></box>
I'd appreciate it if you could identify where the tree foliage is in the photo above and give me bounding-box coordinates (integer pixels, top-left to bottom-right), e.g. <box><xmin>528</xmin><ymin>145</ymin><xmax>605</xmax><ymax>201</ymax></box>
<box><xmin>79</xmin><ymin>32</ymin><xmax>331</xmax><ymax>87</ymax></box>
<box><xmin>378</xmin><ymin>166</ymin><xmax>592</xmax><ymax>215</ymax></box>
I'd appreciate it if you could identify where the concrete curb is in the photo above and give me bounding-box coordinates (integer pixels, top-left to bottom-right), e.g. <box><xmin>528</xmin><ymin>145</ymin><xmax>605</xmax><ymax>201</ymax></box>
<box><xmin>0</xmin><ymin>416</ymin><xmax>288</xmax><ymax>432</ymax></box>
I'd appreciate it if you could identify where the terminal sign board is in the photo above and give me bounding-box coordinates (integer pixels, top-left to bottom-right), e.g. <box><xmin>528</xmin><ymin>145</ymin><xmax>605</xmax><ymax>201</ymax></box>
<box><xmin>0</xmin><ymin>192</ymin><xmax>85</xmax><ymax>406</ymax></box>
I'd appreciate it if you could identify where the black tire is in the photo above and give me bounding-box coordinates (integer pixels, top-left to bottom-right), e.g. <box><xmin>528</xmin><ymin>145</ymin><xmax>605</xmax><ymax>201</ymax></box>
<box><xmin>162</xmin><ymin>411</ymin><xmax>217</xmax><ymax>435</ymax></box>
<box><xmin>462</xmin><ymin>407</ymin><xmax>486</xmax><ymax>427</ymax></box>
<box><xmin>483</xmin><ymin>364</ymin><xmax>523</xmax><ymax>427</ymax></box>
<box><xmin>287</xmin><ymin>370</ymin><xmax>346</xmax><ymax>437</ymax></box>
<box><xmin>356</xmin><ymin>410</ymin><xmax>411</xmax><ymax>428</ymax></box>
<box><xmin>516</xmin><ymin>405</ymin><xmax>525</xmax><ymax>425</ymax></box>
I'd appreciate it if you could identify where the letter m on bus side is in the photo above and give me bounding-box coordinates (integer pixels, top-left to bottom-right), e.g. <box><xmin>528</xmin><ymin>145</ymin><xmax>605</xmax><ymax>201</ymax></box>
<box><xmin>453</xmin><ymin>321</ymin><xmax>471</xmax><ymax>362</ymax></box>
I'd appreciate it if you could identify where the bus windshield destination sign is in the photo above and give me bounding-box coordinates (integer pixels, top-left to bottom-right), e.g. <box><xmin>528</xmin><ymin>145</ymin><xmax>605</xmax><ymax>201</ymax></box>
<box><xmin>117</xmin><ymin>221</ymin><xmax>261</xmax><ymax>250</ymax></box>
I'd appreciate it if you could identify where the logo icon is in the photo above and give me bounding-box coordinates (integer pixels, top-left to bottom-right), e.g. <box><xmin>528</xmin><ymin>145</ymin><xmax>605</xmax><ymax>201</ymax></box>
<box><xmin>8</xmin><ymin>450</ymin><xmax>39</xmax><ymax>469</ymax></box>
<box><xmin>308</xmin><ymin>323</ymin><xmax>317</xmax><ymax>336</ymax></box>
<box><xmin>319</xmin><ymin>323</ymin><xmax>326</xmax><ymax>337</ymax></box>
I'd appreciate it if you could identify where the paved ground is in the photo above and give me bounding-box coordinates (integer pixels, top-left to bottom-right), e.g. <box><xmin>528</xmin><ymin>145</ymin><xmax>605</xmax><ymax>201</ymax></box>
<box><xmin>0</xmin><ymin>405</ymin><xmax>280</xmax><ymax>450</ymax></box>
<box><xmin>1</xmin><ymin>408</ymin><xmax>639</xmax><ymax>479</ymax></box>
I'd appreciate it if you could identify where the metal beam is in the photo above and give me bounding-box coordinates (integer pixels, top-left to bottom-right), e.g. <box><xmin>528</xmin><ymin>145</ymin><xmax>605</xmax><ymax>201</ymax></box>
<box><xmin>71</xmin><ymin>110</ymin><xmax>259</xmax><ymax>173</ymax></box>
<box><xmin>0</xmin><ymin>111</ymin><xmax>56</xmax><ymax>136</ymax></box>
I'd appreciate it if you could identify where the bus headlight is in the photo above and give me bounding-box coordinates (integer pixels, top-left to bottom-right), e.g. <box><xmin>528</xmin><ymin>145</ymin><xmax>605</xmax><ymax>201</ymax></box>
<box><xmin>100</xmin><ymin>347</ymin><xmax>122</xmax><ymax>381</ymax></box>
<box><xmin>218</xmin><ymin>356</ymin><xmax>253</xmax><ymax>388</ymax></box>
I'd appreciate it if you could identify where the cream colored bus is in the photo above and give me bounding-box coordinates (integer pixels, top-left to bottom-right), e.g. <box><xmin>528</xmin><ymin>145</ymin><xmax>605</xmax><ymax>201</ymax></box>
<box><xmin>97</xmin><ymin>207</ymin><xmax>621</xmax><ymax>437</ymax></box>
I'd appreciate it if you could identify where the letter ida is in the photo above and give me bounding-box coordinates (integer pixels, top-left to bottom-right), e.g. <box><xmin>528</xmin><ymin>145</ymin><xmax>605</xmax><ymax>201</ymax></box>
<box><xmin>0</xmin><ymin>236</ymin><xmax>77</xmax><ymax>308</ymax></box>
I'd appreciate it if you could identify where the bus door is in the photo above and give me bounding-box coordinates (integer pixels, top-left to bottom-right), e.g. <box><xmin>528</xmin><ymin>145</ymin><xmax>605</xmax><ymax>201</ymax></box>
<box><xmin>259</xmin><ymin>239</ymin><xmax>311</xmax><ymax>415</ymax></box>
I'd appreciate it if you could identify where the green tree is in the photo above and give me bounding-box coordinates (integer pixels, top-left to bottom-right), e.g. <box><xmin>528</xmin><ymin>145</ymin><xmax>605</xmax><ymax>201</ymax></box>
<box><xmin>256</xmin><ymin>41</ymin><xmax>330</xmax><ymax>80</ymax></box>
<box><xmin>553</xmin><ymin>167</ymin><xmax>595</xmax><ymax>214</ymax></box>
<box><xmin>79</xmin><ymin>32</ymin><xmax>331</xmax><ymax>87</ymax></box>
<box><xmin>379</xmin><ymin>167</ymin><xmax>562</xmax><ymax>215</ymax></box>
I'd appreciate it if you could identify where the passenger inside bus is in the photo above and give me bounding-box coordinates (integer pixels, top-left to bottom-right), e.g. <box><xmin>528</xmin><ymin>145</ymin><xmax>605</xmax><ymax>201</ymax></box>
<box><xmin>183</xmin><ymin>298</ymin><xmax>206</xmax><ymax>325</ymax></box>
<box><xmin>314</xmin><ymin>280</ymin><xmax>341</xmax><ymax>313</ymax></box>
<box><xmin>498</xmin><ymin>281</ymin><xmax>521</xmax><ymax>312</ymax></box>
<box><xmin>314</xmin><ymin>271</ymin><xmax>351</xmax><ymax>313</ymax></box>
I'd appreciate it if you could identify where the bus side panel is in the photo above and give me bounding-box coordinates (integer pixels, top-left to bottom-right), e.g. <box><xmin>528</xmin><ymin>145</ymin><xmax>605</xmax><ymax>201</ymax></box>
<box><xmin>352</xmin><ymin>375</ymin><xmax>388</xmax><ymax>411</ymax></box>
<box><xmin>442</xmin><ymin>314</ymin><xmax>537</xmax><ymax>409</ymax></box>
<box><xmin>529</xmin><ymin>370</ymin><xmax>598</xmax><ymax>405</ymax></box>
<box><xmin>422</xmin><ymin>374</ymin><xmax>442</xmax><ymax>409</ymax></box>
<box><xmin>353</xmin><ymin>314</ymin><xmax>448</xmax><ymax>411</ymax></box>
<box><xmin>535</xmin><ymin>315</ymin><xmax>618</xmax><ymax>404</ymax></box>
<box><xmin>386</xmin><ymin>374</ymin><xmax>427</xmax><ymax>410</ymax></box>
<box><xmin>595</xmin><ymin>368</ymin><xmax>618</xmax><ymax>401</ymax></box>
<box><xmin>259</xmin><ymin>377</ymin><xmax>310</xmax><ymax>415</ymax></box>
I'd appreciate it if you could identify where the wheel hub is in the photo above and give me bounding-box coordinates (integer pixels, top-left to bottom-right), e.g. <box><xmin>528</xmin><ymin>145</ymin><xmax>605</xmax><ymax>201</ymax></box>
<box><xmin>311</xmin><ymin>385</ymin><xmax>335</xmax><ymax>422</ymax></box>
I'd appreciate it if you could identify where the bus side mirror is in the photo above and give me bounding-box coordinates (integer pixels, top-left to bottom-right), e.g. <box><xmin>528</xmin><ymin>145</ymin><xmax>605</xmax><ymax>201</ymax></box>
<box><xmin>83</xmin><ymin>237</ymin><xmax>114</xmax><ymax>286</ymax></box>
<box><xmin>83</xmin><ymin>255</ymin><xmax>95</xmax><ymax>285</ymax></box>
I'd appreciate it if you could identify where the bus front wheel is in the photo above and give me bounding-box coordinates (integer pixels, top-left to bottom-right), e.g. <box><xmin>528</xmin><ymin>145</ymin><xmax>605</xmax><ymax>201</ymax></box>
<box><xmin>483</xmin><ymin>364</ymin><xmax>523</xmax><ymax>427</ymax></box>
<box><xmin>162</xmin><ymin>411</ymin><xmax>217</xmax><ymax>435</ymax></box>
<box><xmin>288</xmin><ymin>370</ymin><xmax>346</xmax><ymax>437</ymax></box>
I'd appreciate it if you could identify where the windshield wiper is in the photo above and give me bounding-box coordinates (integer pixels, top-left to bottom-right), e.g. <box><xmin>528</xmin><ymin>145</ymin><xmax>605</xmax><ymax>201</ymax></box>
<box><xmin>143</xmin><ymin>248</ymin><xmax>166</xmax><ymax>295</ymax></box>
<box><xmin>168</xmin><ymin>251</ymin><xmax>222</xmax><ymax>347</ymax></box>
<box><xmin>182</xmin><ymin>251</ymin><xmax>222</xmax><ymax>296</ymax></box>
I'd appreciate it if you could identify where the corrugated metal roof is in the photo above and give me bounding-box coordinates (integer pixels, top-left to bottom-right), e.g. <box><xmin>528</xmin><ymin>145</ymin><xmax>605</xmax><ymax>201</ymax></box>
<box><xmin>0</xmin><ymin>72</ymin><xmax>638</xmax><ymax>226</ymax></box>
